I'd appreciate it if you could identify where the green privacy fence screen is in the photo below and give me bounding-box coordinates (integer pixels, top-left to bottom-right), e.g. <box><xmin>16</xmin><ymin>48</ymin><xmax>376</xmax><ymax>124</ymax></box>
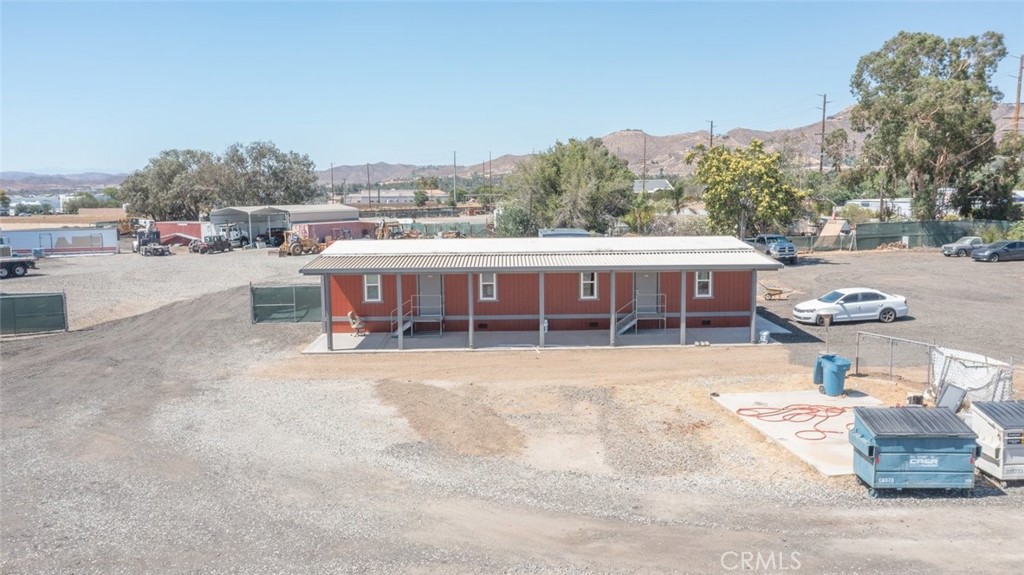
<box><xmin>0</xmin><ymin>292</ymin><xmax>68</xmax><ymax>335</ymax></box>
<box><xmin>250</xmin><ymin>284</ymin><xmax>322</xmax><ymax>323</ymax></box>
<box><xmin>787</xmin><ymin>220</ymin><xmax>1013</xmax><ymax>252</ymax></box>
<box><xmin>852</xmin><ymin>220</ymin><xmax>1011</xmax><ymax>250</ymax></box>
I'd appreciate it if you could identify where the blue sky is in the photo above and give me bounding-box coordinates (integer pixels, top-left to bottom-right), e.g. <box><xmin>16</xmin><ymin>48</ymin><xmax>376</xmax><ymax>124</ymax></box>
<box><xmin>2</xmin><ymin>1</ymin><xmax>1022</xmax><ymax>174</ymax></box>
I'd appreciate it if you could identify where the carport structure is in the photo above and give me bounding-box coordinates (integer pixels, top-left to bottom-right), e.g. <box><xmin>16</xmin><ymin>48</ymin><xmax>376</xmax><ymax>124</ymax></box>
<box><xmin>209</xmin><ymin>206</ymin><xmax>290</xmax><ymax>247</ymax></box>
<box><xmin>300</xmin><ymin>236</ymin><xmax>782</xmax><ymax>351</ymax></box>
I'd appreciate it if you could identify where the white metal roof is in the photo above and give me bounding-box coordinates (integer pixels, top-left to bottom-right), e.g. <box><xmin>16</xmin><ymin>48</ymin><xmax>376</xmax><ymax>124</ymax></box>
<box><xmin>301</xmin><ymin>236</ymin><xmax>783</xmax><ymax>274</ymax></box>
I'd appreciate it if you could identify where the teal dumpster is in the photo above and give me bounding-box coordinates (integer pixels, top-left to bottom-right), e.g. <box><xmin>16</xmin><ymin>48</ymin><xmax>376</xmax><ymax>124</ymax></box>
<box><xmin>815</xmin><ymin>354</ymin><xmax>851</xmax><ymax>396</ymax></box>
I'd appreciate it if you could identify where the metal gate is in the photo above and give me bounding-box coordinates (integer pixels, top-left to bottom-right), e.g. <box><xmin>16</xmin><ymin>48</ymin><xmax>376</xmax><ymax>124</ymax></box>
<box><xmin>250</xmin><ymin>284</ymin><xmax>322</xmax><ymax>323</ymax></box>
<box><xmin>0</xmin><ymin>292</ymin><xmax>68</xmax><ymax>335</ymax></box>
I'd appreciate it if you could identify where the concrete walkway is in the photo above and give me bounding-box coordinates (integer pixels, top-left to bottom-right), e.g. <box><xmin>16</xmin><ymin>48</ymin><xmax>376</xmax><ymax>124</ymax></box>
<box><xmin>303</xmin><ymin>315</ymin><xmax>790</xmax><ymax>354</ymax></box>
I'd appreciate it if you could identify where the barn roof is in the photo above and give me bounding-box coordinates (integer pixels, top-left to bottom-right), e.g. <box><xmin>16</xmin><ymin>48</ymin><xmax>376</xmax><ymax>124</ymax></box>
<box><xmin>300</xmin><ymin>236</ymin><xmax>782</xmax><ymax>275</ymax></box>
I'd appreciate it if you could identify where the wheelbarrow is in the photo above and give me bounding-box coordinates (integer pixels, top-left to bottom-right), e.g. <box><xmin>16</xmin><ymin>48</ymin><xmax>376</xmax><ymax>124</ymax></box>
<box><xmin>759</xmin><ymin>282</ymin><xmax>792</xmax><ymax>301</ymax></box>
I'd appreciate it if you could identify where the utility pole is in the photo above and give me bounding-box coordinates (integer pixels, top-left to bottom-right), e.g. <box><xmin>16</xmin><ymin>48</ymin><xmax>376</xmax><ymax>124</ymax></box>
<box><xmin>1014</xmin><ymin>54</ymin><xmax>1023</xmax><ymax>136</ymax></box>
<box><xmin>707</xmin><ymin>120</ymin><xmax>714</xmax><ymax>148</ymax></box>
<box><xmin>330</xmin><ymin>162</ymin><xmax>334</xmax><ymax>204</ymax></box>
<box><xmin>366</xmin><ymin>163</ymin><xmax>370</xmax><ymax>205</ymax></box>
<box><xmin>452</xmin><ymin>151</ymin><xmax>457</xmax><ymax>205</ymax></box>
<box><xmin>642</xmin><ymin>131</ymin><xmax>647</xmax><ymax>195</ymax></box>
<box><xmin>818</xmin><ymin>93</ymin><xmax>831</xmax><ymax>172</ymax></box>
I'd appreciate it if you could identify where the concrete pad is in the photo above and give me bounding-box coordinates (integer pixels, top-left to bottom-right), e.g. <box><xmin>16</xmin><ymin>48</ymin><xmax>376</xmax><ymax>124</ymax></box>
<box><xmin>713</xmin><ymin>389</ymin><xmax>885</xmax><ymax>476</ymax></box>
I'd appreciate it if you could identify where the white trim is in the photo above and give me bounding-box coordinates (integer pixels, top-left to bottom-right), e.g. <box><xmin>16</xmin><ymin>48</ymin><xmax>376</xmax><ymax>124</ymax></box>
<box><xmin>580</xmin><ymin>272</ymin><xmax>598</xmax><ymax>300</ymax></box>
<box><xmin>364</xmin><ymin>273</ymin><xmax>382</xmax><ymax>302</ymax></box>
<box><xmin>695</xmin><ymin>270</ymin><xmax>713</xmax><ymax>298</ymax></box>
<box><xmin>479</xmin><ymin>272</ymin><xmax>497</xmax><ymax>301</ymax></box>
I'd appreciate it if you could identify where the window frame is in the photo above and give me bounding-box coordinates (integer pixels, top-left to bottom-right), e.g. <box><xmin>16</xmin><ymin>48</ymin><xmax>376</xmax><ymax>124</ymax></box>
<box><xmin>695</xmin><ymin>270</ymin><xmax>713</xmax><ymax>298</ymax></box>
<box><xmin>479</xmin><ymin>272</ymin><xmax>497</xmax><ymax>301</ymax></box>
<box><xmin>363</xmin><ymin>273</ymin><xmax>382</xmax><ymax>303</ymax></box>
<box><xmin>579</xmin><ymin>272</ymin><xmax>598</xmax><ymax>300</ymax></box>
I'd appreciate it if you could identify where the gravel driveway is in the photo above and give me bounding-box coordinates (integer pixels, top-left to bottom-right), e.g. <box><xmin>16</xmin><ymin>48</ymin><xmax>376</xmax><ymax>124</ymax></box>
<box><xmin>2</xmin><ymin>247</ymin><xmax>1022</xmax><ymax>574</ymax></box>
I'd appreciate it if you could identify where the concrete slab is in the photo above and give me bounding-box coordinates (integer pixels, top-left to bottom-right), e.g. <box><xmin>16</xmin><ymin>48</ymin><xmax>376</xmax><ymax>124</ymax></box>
<box><xmin>713</xmin><ymin>390</ymin><xmax>885</xmax><ymax>476</ymax></box>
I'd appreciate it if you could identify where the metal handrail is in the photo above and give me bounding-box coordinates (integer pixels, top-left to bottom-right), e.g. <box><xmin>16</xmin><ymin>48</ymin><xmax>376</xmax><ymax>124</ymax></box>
<box><xmin>411</xmin><ymin>294</ymin><xmax>444</xmax><ymax>319</ymax></box>
<box><xmin>390</xmin><ymin>299</ymin><xmax>414</xmax><ymax>334</ymax></box>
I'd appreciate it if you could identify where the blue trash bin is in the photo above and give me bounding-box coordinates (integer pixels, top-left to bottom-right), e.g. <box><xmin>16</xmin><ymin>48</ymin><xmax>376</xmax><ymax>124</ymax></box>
<box><xmin>813</xmin><ymin>354</ymin><xmax>836</xmax><ymax>386</ymax></box>
<box><xmin>821</xmin><ymin>356</ymin><xmax>851</xmax><ymax>396</ymax></box>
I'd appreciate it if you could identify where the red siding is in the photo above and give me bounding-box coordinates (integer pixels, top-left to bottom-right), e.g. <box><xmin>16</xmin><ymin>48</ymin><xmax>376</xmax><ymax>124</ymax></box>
<box><xmin>686</xmin><ymin>270</ymin><xmax>752</xmax><ymax>312</ymax></box>
<box><xmin>327</xmin><ymin>269</ymin><xmax>755</xmax><ymax>334</ymax></box>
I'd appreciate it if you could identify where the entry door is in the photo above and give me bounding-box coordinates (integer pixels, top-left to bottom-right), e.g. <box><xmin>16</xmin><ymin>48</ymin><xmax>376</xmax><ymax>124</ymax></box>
<box><xmin>634</xmin><ymin>272</ymin><xmax>659</xmax><ymax>314</ymax></box>
<box><xmin>417</xmin><ymin>274</ymin><xmax>443</xmax><ymax>317</ymax></box>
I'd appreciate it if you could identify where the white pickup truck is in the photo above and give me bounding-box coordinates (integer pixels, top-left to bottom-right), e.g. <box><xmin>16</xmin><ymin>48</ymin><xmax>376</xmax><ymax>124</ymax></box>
<box><xmin>745</xmin><ymin>234</ymin><xmax>799</xmax><ymax>265</ymax></box>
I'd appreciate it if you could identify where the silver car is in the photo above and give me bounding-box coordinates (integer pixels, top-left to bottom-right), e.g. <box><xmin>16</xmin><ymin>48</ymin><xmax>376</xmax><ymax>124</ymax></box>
<box><xmin>792</xmin><ymin>287</ymin><xmax>909</xmax><ymax>326</ymax></box>
<box><xmin>941</xmin><ymin>236</ymin><xmax>984</xmax><ymax>257</ymax></box>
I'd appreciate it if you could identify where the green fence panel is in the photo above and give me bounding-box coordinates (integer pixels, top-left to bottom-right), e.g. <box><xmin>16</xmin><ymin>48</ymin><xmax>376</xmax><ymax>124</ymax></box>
<box><xmin>251</xmin><ymin>285</ymin><xmax>322</xmax><ymax>323</ymax></box>
<box><xmin>854</xmin><ymin>220</ymin><xmax>1011</xmax><ymax>250</ymax></box>
<box><xmin>0</xmin><ymin>293</ymin><xmax>68</xmax><ymax>335</ymax></box>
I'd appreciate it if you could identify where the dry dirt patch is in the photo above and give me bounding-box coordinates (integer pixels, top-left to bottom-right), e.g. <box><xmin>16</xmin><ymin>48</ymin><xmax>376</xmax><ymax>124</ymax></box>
<box><xmin>375</xmin><ymin>379</ymin><xmax>525</xmax><ymax>457</ymax></box>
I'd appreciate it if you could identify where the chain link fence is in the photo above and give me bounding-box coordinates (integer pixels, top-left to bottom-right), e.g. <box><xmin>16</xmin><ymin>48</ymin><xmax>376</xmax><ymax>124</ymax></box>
<box><xmin>0</xmin><ymin>292</ymin><xmax>68</xmax><ymax>335</ymax></box>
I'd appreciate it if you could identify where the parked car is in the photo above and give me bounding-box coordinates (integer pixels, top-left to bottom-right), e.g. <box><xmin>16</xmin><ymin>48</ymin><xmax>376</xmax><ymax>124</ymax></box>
<box><xmin>970</xmin><ymin>240</ymin><xmax>1024</xmax><ymax>262</ymax></box>
<box><xmin>191</xmin><ymin>235</ymin><xmax>233</xmax><ymax>254</ymax></box>
<box><xmin>941</xmin><ymin>236</ymin><xmax>985</xmax><ymax>257</ymax></box>
<box><xmin>792</xmin><ymin>287</ymin><xmax>909</xmax><ymax>326</ymax></box>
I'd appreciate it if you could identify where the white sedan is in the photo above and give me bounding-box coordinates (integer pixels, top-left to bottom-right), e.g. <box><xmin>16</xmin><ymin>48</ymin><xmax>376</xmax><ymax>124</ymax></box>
<box><xmin>792</xmin><ymin>287</ymin><xmax>909</xmax><ymax>326</ymax></box>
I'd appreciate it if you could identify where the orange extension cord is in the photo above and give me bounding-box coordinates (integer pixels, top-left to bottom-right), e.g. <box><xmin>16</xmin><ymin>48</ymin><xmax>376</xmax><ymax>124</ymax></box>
<box><xmin>736</xmin><ymin>404</ymin><xmax>850</xmax><ymax>441</ymax></box>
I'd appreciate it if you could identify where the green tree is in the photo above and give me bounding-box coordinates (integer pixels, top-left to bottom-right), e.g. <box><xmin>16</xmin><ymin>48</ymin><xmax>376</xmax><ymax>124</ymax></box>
<box><xmin>501</xmin><ymin>138</ymin><xmax>633</xmax><ymax>234</ymax></box>
<box><xmin>850</xmin><ymin>31</ymin><xmax>1007</xmax><ymax>219</ymax></box>
<box><xmin>413</xmin><ymin>189</ymin><xmax>428</xmax><ymax>207</ymax></box>
<box><xmin>822</xmin><ymin>129</ymin><xmax>852</xmax><ymax>173</ymax></box>
<box><xmin>951</xmin><ymin>135</ymin><xmax>1024</xmax><ymax>220</ymax></box>
<box><xmin>220</xmin><ymin>141</ymin><xmax>319</xmax><ymax>206</ymax></box>
<box><xmin>62</xmin><ymin>192</ymin><xmax>101</xmax><ymax>214</ymax></box>
<box><xmin>495</xmin><ymin>203</ymin><xmax>535</xmax><ymax>237</ymax></box>
<box><xmin>118</xmin><ymin>149</ymin><xmax>222</xmax><ymax>220</ymax></box>
<box><xmin>623</xmin><ymin>192</ymin><xmax>656</xmax><ymax>234</ymax></box>
<box><xmin>686</xmin><ymin>140</ymin><xmax>804</xmax><ymax>237</ymax></box>
<box><xmin>0</xmin><ymin>189</ymin><xmax>10</xmax><ymax>210</ymax></box>
<box><xmin>836</xmin><ymin>203</ymin><xmax>875</xmax><ymax>227</ymax></box>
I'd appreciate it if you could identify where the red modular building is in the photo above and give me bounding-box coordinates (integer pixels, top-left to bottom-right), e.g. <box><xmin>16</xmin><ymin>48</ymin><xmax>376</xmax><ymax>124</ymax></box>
<box><xmin>300</xmin><ymin>236</ymin><xmax>783</xmax><ymax>351</ymax></box>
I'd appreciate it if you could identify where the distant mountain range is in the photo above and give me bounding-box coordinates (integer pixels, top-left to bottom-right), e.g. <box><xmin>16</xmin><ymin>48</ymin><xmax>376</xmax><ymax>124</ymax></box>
<box><xmin>3</xmin><ymin>104</ymin><xmax>1016</xmax><ymax>192</ymax></box>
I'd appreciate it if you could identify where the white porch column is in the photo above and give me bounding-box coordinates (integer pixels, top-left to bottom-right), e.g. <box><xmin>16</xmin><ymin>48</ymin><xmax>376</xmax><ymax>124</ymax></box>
<box><xmin>749</xmin><ymin>271</ymin><xmax>758</xmax><ymax>343</ymax></box>
<box><xmin>467</xmin><ymin>272</ymin><xmax>475</xmax><ymax>349</ymax></box>
<box><xmin>679</xmin><ymin>270</ymin><xmax>687</xmax><ymax>345</ymax></box>
<box><xmin>323</xmin><ymin>274</ymin><xmax>333</xmax><ymax>351</ymax></box>
<box><xmin>538</xmin><ymin>272</ymin><xmax>545</xmax><ymax>348</ymax></box>
<box><xmin>609</xmin><ymin>271</ymin><xmax>616</xmax><ymax>346</ymax></box>
<box><xmin>397</xmin><ymin>274</ymin><xmax>404</xmax><ymax>350</ymax></box>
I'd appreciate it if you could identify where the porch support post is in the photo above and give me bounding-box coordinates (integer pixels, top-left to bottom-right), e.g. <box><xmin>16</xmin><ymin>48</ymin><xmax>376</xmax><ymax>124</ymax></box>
<box><xmin>323</xmin><ymin>274</ymin><xmax>333</xmax><ymax>351</ymax></box>
<box><xmin>397</xmin><ymin>274</ymin><xmax>404</xmax><ymax>350</ymax></box>
<box><xmin>749</xmin><ymin>271</ymin><xmax>758</xmax><ymax>343</ymax></box>
<box><xmin>538</xmin><ymin>272</ymin><xmax>545</xmax><ymax>348</ymax></box>
<box><xmin>609</xmin><ymin>271</ymin><xmax>616</xmax><ymax>346</ymax></box>
<box><xmin>679</xmin><ymin>270</ymin><xmax>687</xmax><ymax>345</ymax></box>
<box><xmin>467</xmin><ymin>272</ymin><xmax>475</xmax><ymax>349</ymax></box>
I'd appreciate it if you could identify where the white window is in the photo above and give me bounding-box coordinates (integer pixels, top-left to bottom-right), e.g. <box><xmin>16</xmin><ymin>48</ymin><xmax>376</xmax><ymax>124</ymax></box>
<box><xmin>695</xmin><ymin>271</ymin><xmax>712</xmax><ymax>298</ymax></box>
<box><xmin>580</xmin><ymin>272</ymin><xmax>598</xmax><ymax>299</ymax></box>
<box><xmin>364</xmin><ymin>274</ymin><xmax>381</xmax><ymax>302</ymax></box>
<box><xmin>479</xmin><ymin>272</ymin><xmax>496</xmax><ymax>301</ymax></box>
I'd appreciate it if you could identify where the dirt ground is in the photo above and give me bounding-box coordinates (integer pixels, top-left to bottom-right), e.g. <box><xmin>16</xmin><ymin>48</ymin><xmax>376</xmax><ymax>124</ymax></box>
<box><xmin>2</xmin><ymin>248</ymin><xmax>1022</xmax><ymax>574</ymax></box>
